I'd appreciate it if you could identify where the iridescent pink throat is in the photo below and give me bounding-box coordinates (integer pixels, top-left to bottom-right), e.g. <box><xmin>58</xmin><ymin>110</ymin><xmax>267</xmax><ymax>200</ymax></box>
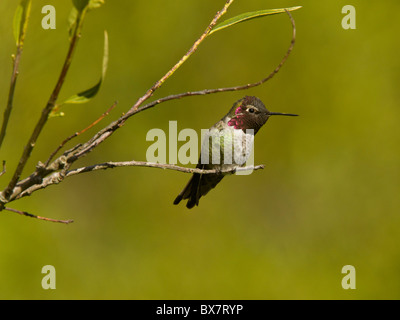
<box><xmin>227</xmin><ymin>104</ymin><xmax>246</xmax><ymax>130</ymax></box>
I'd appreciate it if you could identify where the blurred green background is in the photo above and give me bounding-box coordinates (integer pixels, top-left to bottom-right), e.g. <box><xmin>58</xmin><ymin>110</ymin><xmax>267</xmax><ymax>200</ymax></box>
<box><xmin>0</xmin><ymin>0</ymin><xmax>399</xmax><ymax>299</ymax></box>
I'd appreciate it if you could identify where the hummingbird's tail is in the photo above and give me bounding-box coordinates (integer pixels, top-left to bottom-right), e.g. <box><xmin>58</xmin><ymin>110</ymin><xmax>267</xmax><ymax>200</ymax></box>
<box><xmin>173</xmin><ymin>174</ymin><xmax>200</xmax><ymax>209</ymax></box>
<box><xmin>173</xmin><ymin>172</ymin><xmax>225</xmax><ymax>209</ymax></box>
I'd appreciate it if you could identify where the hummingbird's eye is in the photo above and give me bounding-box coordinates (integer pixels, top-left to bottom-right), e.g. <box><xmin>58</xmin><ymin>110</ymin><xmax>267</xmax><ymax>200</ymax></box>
<box><xmin>248</xmin><ymin>107</ymin><xmax>255</xmax><ymax>113</ymax></box>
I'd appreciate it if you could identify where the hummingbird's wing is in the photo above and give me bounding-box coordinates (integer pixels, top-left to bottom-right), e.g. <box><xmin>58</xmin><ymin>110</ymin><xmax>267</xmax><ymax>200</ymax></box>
<box><xmin>174</xmin><ymin>123</ymin><xmax>236</xmax><ymax>208</ymax></box>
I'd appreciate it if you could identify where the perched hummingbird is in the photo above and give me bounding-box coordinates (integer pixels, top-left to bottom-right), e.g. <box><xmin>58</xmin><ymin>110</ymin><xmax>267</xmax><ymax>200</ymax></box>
<box><xmin>173</xmin><ymin>96</ymin><xmax>297</xmax><ymax>209</ymax></box>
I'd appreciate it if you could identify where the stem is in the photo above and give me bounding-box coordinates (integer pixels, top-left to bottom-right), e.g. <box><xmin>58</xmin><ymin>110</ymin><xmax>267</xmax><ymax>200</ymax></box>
<box><xmin>0</xmin><ymin>48</ymin><xmax>22</xmax><ymax>150</ymax></box>
<box><xmin>13</xmin><ymin>162</ymin><xmax>265</xmax><ymax>201</ymax></box>
<box><xmin>0</xmin><ymin>0</ymin><xmax>33</xmax><ymax>149</ymax></box>
<box><xmin>66</xmin><ymin>161</ymin><xmax>265</xmax><ymax>176</ymax></box>
<box><xmin>44</xmin><ymin>101</ymin><xmax>117</xmax><ymax>167</ymax></box>
<box><xmin>3</xmin><ymin>11</ymin><xmax>84</xmax><ymax>199</ymax></box>
<box><xmin>4</xmin><ymin>207</ymin><xmax>73</xmax><ymax>224</ymax></box>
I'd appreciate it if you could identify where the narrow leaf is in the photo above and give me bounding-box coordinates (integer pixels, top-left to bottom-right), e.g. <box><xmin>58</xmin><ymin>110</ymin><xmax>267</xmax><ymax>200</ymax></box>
<box><xmin>62</xmin><ymin>30</ymin><xmax>109</xmax><ymax>105</ymax></box>
<box><xmin>68</xmin><ymin>0</ymin><xmax>103</xmax><ymax>40</ymax></box>
<box><xmin>13</xmin><ymin>6</ymin><xmax>23</xmax><ymax>44</ymax></box>
<box><xmin>88</xmin><ymin>0</ymin><xmax>105</xmax><ymax>10</ymax></box>
<box><xmin>73</xmin><ymin>0</ymin><xmax>90</xmax><ymax>12</ymax></box>
<box><xmin>72</xmin><ymin>0</ymin><xmax>103</xmax><ymax>12</ymax></box>
<box><xmin>68</xmin><ymin>7</ymin><xmax>79</xmax><ymax>41</ymax></box>
<box><xmin>209</xmin><ymin>6</ymin><xmax>302</xmax><ymax>35</ymax></box>
<box><xmin>13</xmin><ymin>0</ymin><xmax>32</xmax><ymax>46</ymax></box>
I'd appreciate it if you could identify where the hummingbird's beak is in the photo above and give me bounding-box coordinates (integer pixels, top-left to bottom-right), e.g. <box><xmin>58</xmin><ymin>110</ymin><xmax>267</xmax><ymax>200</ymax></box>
<box><xmin>268</xmin><ymin>111</ymin><xmax>298</xmax><ymax>117</ymax></box>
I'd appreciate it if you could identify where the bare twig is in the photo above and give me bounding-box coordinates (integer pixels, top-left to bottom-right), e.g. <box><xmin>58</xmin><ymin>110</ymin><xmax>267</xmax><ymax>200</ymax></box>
<box><xmin>4</xmin><ymin>207</ymin><xmax>73</xmax><ymax>224</ymax></box>
<box><xmin>14</xmin><ymin>161</ymin><xmax>265</xmax><ymax>201</ymax></box>
<box><xmin>44</xmin><ymin>101</ymin><xmax>117</xmax><ymax>167</ymax></box>
<box><xmin>0</xmin><ymin>49</ymin><xmax>23</xmax><ymax>149</ymax></box>
<box><xmin>66</xmin><ymin>161</ymin><xmax>265</xmax><ymax>176</ymax></box>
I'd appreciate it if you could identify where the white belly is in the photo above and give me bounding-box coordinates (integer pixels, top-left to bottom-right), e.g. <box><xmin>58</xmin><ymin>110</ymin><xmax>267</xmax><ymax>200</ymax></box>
<box><xmin>200</xmin><ymin>128</ymin><xmax>254</xmax><ymax>167</ymax></box>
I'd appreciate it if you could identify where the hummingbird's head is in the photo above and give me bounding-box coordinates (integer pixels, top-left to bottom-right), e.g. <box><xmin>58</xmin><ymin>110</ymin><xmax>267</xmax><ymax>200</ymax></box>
<box><xmin>227</xmin><ymin>96</ymin><xmax>298</xmax><ymax>134</ymax></box>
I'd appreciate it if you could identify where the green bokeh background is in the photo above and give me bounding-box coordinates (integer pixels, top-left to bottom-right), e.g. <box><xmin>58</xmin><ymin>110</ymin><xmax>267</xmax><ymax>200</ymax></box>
<box><xmin>0</xmin><ymin>0</ymin><xmax>399</xmax><ymax>299</ymax></box>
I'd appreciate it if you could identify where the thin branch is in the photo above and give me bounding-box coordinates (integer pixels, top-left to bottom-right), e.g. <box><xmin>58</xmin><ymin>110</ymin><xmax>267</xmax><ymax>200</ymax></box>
<box><xmin>0</xmin><ymin>49</ymin><xmax>23</xmax><ymax>149</ymax></box>
<box><xmin>66</xmin><ymin>161</ymin><xmax>265</xmax><ymax>176</ymax></box>
<box><xmin>0</xmin><ymin>2</ymin><xmax>32</xmax><ymax>149</ymax></box>
<box><xmin>4</xmin><ymin>207</ymin><xmax>73</xmax><ymax>224</ymax></box>
<box><xmin>14</xmin><ymin>162</ymin><xmax>265</xmax><ymax>201</ymax></box>
<box><xmin>136</xmin><ymin>9</ymin><xmax>297</xmax><ymax>114</ymax></box>
<box><xmin>44</xmin><ymin>101</ymin><xmax>117</xmax><ymax>167</ymax></box>
<box><xmin>3</xmin><ymin>10</ymin><xmax>85</xmax><ymax>200</ymax></box>
<box><xmin>129</xmin><ymin>0</ymin><xmax>235</xmax><ymax>113</ymax></box>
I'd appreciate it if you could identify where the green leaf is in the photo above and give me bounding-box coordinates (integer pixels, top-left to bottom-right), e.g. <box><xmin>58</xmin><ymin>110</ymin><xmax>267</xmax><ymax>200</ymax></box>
<box><xmin>72</xmin><ymin>0</ymin><xmax>104</xmax><ymax>12</ymax></box>
<box><xmin>68</xmin><ymin>7</ymin><xmax>78</xmax><ymax>37</ymax></box>
<box><xmin>62</xmin><ymin>30</ymin><xmax>109</xmax><ymax>105</ymax></box>
<box><xmin>209</xmin><ymin>6</ymin><xmax>302</xmax><ymax>35</ymax></box>
<box><xmin>13</xmin><ymin>0</ymin><xmax>32</xmax><ymax>46</ymax></box>
<box><xmin>68</xmin><ymin>0</ymin><xmax>104</xmax><ymax>42</ymax></box>
<box><xmin>73</xmin><ymin>0</ymin><xmax>90</xmax><ymax>12</ymax></box>
<box><xmin>88</xmin><ymin>0</ymin><xmax>105</xmax><ymax>10</ymax></box>
<box><xmin>13</xmin><ymin>6</ymin><xmax>22</xmax><ymax>44</ymax></box>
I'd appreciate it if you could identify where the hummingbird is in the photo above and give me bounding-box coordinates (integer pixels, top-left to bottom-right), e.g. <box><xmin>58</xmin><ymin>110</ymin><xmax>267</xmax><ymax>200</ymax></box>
<box><xmin>173</xmin><ymin>96</ymin><xmax>298</xmax><ymax>209</ymax></box>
